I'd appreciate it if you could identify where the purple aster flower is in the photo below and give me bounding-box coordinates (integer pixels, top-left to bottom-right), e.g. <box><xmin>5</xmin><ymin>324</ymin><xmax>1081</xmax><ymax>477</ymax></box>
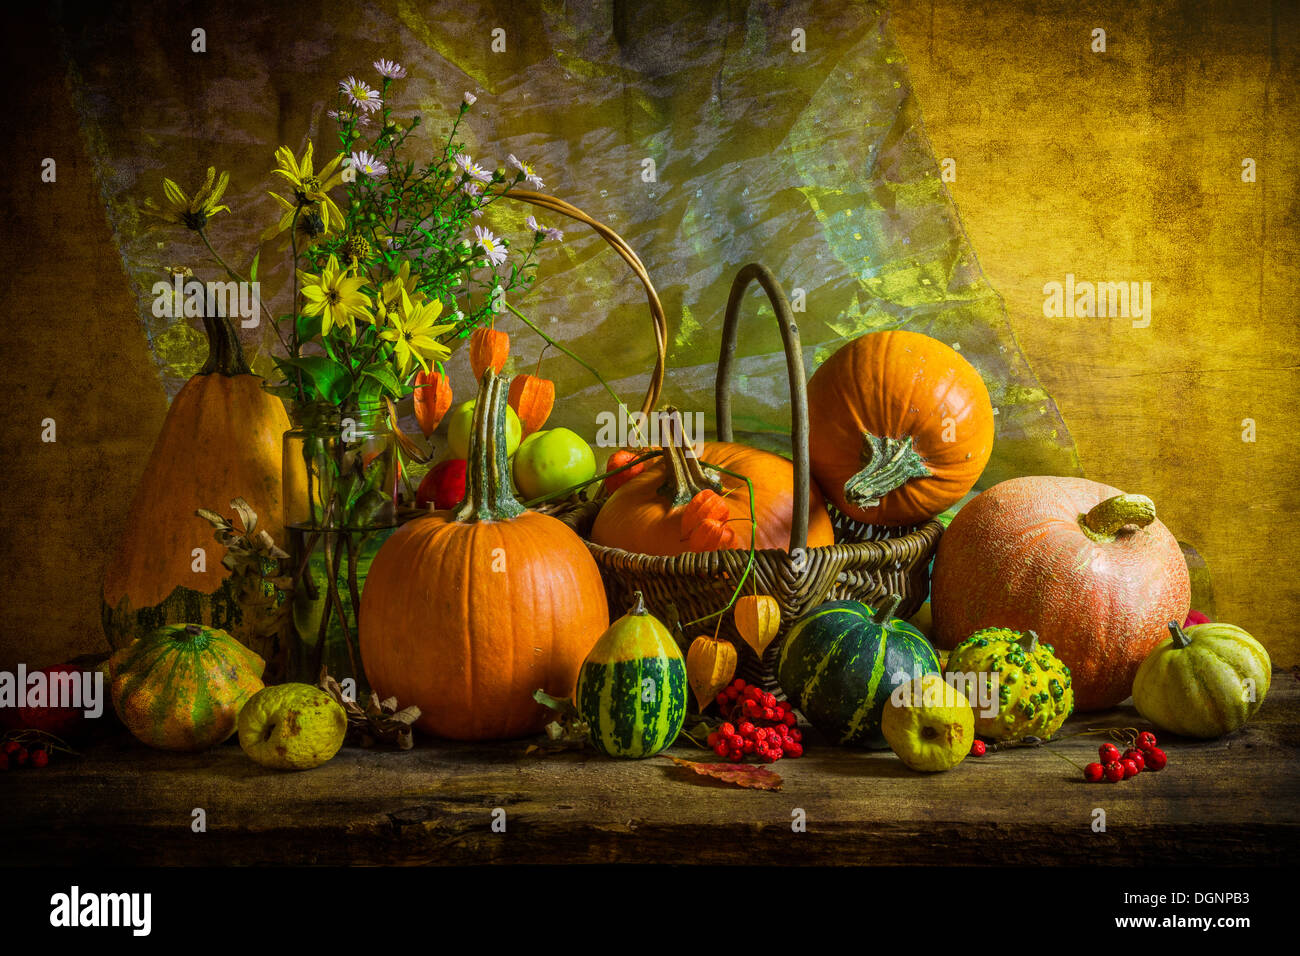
<box><xmin>373</xmin><ymin>59</ymin><xmax>407</xmax><ymax>79</ymax></box>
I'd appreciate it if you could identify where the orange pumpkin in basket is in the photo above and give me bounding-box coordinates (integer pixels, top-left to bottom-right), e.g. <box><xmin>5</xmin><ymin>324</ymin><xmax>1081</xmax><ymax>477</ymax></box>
<box><xmin>590</xmin><ymin>412</ymin><xmax>835</xmax><ymax>556</ymax></box>
<box><xmin>806</xmin><ymin>330</ymin><xmax>994</xmax><ymax>526</ymax></box>
<box><xmin>360</xmin><ymin>371</ymin><xmax>608</xmax><ymax>740</ymax></box>
<box><xmin>930</xmin><ymin>476</ymin><xmax>1190</xmax><ymax>711</ymax></box>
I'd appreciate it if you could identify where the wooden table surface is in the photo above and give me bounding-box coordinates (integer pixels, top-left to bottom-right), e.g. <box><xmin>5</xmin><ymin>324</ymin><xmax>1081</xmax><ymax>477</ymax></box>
<box><xmin>5</xmin><ymin>677</ymin><xmax>1297</xmax><ymax>867</ymax></box>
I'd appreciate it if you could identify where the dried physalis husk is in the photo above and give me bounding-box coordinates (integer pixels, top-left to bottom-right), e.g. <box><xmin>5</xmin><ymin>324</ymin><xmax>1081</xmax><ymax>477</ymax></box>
<box><xmin>734</xmin><ymin>595</ymin><xmax>781</xmax><ymax>656</ymax></box>
<box><xmin>687</xmin><ymin>635</ymin><xmax>738</xmax><ymax>713</ymax></box>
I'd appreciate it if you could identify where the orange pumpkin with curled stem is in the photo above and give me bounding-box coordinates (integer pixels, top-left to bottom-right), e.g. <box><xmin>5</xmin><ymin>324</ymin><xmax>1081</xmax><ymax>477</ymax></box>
<box><xmin>806</xmin><ymin>330</ymin><xmax>994</xmax><ymax>526</ymax></box>
<box><xmin>930</xmin><ymin>476</ymin><xmax>1190</xmax><ymax>711</ymax></box>
<box><xmin>590</xmin><ymin>409</ymin><xmax>835</xmax><ymax>556</ymax></box>
<box><xmin>360</xmin><ymin>370</ymin><xmax>608</xmax><ymax>740</ymax></box>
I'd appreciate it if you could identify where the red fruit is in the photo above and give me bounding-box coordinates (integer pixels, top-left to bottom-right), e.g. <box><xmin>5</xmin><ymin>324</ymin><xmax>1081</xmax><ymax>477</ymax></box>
<box><xmin>1099</xmin><ymin>743</ymin><xmax>1121</xmax><ymax>764</ymax></box>
<box><xmin>1144</xmin><ymin>747</ymin><xmax>1168</xmax><ymax>771</ymax></box>
<box><xmin>1136</xmin><ymin>731</ymin><xmax>1158</xmax><ymax>753</ymax></box>
<box><xmin>1121</xmin><ymin>758</ymin><xmax>1140</xmax><ymax>779</ymax></box>
<box><xmin>2</xmin><ymin>741</ymin><xmax>18</xmax><ymax>756</ymax></box>
<box><xmin>720</xmin><ymin>722</ymin><xmax>735</xmax><ymax>736</ymax></box>
<box><xmin>14</xmin><ymin>665</ymin><xmax>89</xmax><ymax>739</ymax></box>
<box><xmin>13</xmin><ymin>747</ymin><xmax>28</xmax><ymax>767</ymax></box>
<box><xmin>1122</xmin><ymin>749</ymin><xmax>1146</xmax><ymax>772</ymax></box>
<box><xmin>31</xmin><ymin>749</ymin><xmax>49</xmax><ymax>768</ymax></box>
<box><xmin>1183</xmin><ymin>610</ymin><xmax>1211</xmax><ymax>627</ymax></box>
<box><xmin>602</xmin><ymin>449</ymin><xmax>647</xmax><ymax>496</ymax></box>
<box><xmin>970</xmin><ymin>740</ymin><xmax>987</xmax><ymax>757</ymax></box>
<box><xmin>1103</xmin><ymin>762</ymin><xmax>1124</xmax><ymax>783</ymax></box>
<box><xmin>714</xmin><ymin>742</ymin><xmax>729</xmax><ymax>757</ymax></box>
<box><xmin>415</xmin><ymin>459</ymin><xmax>469</xmax><ymax>510</ymax></box>
<box><xmin>1083</xmin><ymin>762</ymin><xmax>1104</xmax><ymax>782</ymax></box>
<box><xmin>786</xmin><ymin>742</ymin><xmax>803</xmax><ymax>758</ymax></box>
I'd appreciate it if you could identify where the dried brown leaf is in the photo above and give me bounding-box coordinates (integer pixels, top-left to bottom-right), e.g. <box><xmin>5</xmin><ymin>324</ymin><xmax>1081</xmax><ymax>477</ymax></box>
<box><xmin>660</xmin><ymin>756</ymin><xmax>783</xmax><ymax>791</ymax></box>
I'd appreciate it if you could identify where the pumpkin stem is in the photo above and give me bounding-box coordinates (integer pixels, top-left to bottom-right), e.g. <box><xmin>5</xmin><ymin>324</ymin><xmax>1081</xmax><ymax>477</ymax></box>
<box><xmin>656</xmin><ymin>407</ymin><xmax>722</xmax><ymax>507</ymax></box>
<box><xmin>198</xmin><ymin>313</ymin><xmax>253</xmax><ymax>377</ymax></box>
<box><xmin>628</xmin><ymin>591</ymin><xmax>649</xmax><ymax>616</ymax></box>
<box><xmin>452</xmin><ymin>370</ymin><xmax>525</xmax><ymax>523</ymax></box>
<box><xmin>871</xmin><ymin>593</ymin><xmax>903</xmax><ymax>625</ymax></box>
<box><xmin>1168</xmin><ymin>620</ymin><xmax>1193</xmax><ymax>649</ymax></box>
<box><xmin>1079</xmin><ymin>494</ymin><xmax>1156</xmax><ymax>542</ymax></box>
<box><xmin>1018</xmin><ymin>629</ymin><xmax>1041</xmax><ymax>653</ymax></box>
<box><xmin>843</xmin><ymin>433</ymin><xmax>931</xmax><ymax>511</ymax></box>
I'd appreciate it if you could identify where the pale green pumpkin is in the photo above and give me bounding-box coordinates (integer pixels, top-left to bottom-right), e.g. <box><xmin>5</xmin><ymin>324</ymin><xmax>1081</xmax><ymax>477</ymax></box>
<box><xmin>1133</xmin><ymin>621</ymin><xmax>1271</xmax><ymax>739</ymax></box>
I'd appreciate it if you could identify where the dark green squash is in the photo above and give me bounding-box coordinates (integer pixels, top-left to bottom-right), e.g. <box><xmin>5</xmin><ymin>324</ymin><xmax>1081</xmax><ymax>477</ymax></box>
<box><xmin>777</xmin><ymin>595</ymin><xmax>940</xmax><ymax>749</ymax></box>
<box><xmin>576</xmin><ymin>592</ymin><xmax>687</xmax><ymax>758</ymax></box>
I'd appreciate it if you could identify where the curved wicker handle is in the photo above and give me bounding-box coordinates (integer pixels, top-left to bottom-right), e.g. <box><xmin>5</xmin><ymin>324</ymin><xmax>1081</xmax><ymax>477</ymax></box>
<box><xmin>715</xmin><ymin>263</ymin><xmax>810</xmax><ymax>553</ymax></box>
<box><xmin>506</xmin><ymin>189</ymin><xmax>667</xmax><ymax>418</ymax></box>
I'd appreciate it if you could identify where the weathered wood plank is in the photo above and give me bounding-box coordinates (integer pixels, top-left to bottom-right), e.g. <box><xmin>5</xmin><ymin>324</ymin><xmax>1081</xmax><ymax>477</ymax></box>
<box><xmin>4</xmin><ymin>678</ymin><xmax>1297</xmax><ymax>866</ymax></box>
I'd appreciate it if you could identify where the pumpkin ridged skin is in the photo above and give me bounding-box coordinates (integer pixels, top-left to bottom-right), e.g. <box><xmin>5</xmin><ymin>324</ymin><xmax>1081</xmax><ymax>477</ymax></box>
<box><xmin>576</xmin><ymin>598</ymin><xmax>687</xmax><ymax>758</ymax></box>
<box><xmin>360</xmin><ymin>372</ymin><xmax>609</xmax><ymax>741</ymax></box>
<box><xmin>807</xmin><ymin>330</ymin><xmax>994</xmax><ymax>526</ymax></box>
<box><xmin>590</xmin><ymin>441</ymin><xmax>835</xmax><ymax>555</ymax></box>
<box><xmin>109</xmin><ymin>623</ymin><xmax>265</xmax><ymax>752</ymax></box>
<box><xmin>930</xmin><ymin>476</ymin><xmax>1190</xmax><ymax>711</ymax></box>
<box><xmin>102</xmin><ymin>323</ymin><xmax>289</xmax><ymax>651</ymax></box>
<box><xmin>777</xmin><ymin>598</ymin><xmax>940</xmax><ymax>749</ymax></box>
<box><xmin>1133</xmin><ymin>622</ymin><xmax>1271</xmax><ymax>739</ymax></box>
<box><xmin>945</xmin><ymin>627</ymin><xmax>1074</xmax><ymax>741</ymax></box>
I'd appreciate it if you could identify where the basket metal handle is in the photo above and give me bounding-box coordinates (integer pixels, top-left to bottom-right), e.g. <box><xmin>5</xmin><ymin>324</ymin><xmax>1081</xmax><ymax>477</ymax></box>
<box><xmin>715</xmin><ymin>263</ymin><xmax>810</xmax><ymax>554</ymax></box>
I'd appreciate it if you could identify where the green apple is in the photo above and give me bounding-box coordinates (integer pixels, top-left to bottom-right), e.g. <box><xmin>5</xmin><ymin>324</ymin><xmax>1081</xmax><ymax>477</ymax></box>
<box><xmin>513</xmin><ymin>428</ymin><xmax>597</xmax><ymax>500</ymax></box>
<box><xmin>447</xmin><ymin>399</ymin><xmax>522</xmax><ymax>460</ymax></box>
<box><xmin>881</xmin><ymin>674</ymin><xmax>974</xmax><ymax>772</ymax></box>
<box><xmin>238</xmin><ymin>683</ymin><xmax>348</xmax><ymax>771</ymax></box>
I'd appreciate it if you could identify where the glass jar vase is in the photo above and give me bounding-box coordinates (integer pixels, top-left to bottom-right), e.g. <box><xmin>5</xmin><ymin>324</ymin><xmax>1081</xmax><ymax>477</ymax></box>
<box><xmin>282</xmin><ymin>401</ymin><xmax>399</xmax><ymax>691</ymax></box>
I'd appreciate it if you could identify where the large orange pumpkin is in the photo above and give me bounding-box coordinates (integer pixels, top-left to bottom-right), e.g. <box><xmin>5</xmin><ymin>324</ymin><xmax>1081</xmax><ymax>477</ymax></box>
<box><xmin>589</xmin><ymin>412</ymin><xmax>835</xmax><ymax>555</ymax></box>
<box><xmin>930</xmin><ymin>476</ymin><xmax>1190</xmax><ymax>711</ymax></box>
<box><xmin>806</xmin><ymin>330</ymin><xmax>994</xmax><ymax>526</ymax></box>
<box><xmin>102</xmin><ymin>315</ymin><xmax>289</xmax><ymax>652</ymax></box>
<box><xmin>359</xmin><ymin>371</ymin><xmax>609</xmax><ymax>740</ymax></box>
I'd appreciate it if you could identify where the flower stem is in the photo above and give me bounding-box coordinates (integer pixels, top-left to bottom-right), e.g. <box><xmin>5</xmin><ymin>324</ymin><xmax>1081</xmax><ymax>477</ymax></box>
<box><xmin>504</xmin><ymin>301</ymin><xmax>644</xmax><ymax>443</ymax></box>
<box><xmin>680</xmin><ymin>461</ymin><xmax>758</xmax><ymax>629</ymax></box>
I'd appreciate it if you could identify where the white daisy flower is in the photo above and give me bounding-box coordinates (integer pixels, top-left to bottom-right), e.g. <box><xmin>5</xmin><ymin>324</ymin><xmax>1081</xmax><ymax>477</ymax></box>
<box><xmin>463</xmin><ymin>91</ymin><xmax>477</xmax><ymax>105</ymax></box>
<box><xmin>350</xmin><ymin>150</ymin><xmax>388</xmax><ymax>178</ymax></box>
<box><xmin>454</xmin><ymin>153</ymin><xmax>492</xmax><ymax>183</ymax></box>
<box><xmin>339</xmin><ymin>75</ymin><xmax>382</xmax><ymax>113</ymax></box>
<box><xmin>474</xmin><ymin>225</ymin><xmax>508</xmax><ymax>266</ymax></box>
<box><xmin>373</xmin><ymin>59</ymin><xmax>407</xmax><ymax>79</ymax></box>
<box><xmin>507</xmin><ymin>154</ymin><xmax>544</xmax><ymax>189</ymax></box>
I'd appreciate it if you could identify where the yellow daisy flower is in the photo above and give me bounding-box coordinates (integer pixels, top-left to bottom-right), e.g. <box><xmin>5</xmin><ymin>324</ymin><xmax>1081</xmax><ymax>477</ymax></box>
<box><xmin>381</xmin><ymin>290</ymin><xmax>453</xmax><ymax>376</ymax></box>
<box><xmin>271</xmin><ymin>141</ymin><xmax>348</xmax><ymax>233</ymax></box>
<box><xmin>261</xmin><ymin>192</ymin><xmax>331</xmax><ymax>251</ymax></box>
<box><xmin>142</xmin><ymin>166</ymin><xmax>231</xmax><ymax>231</ymax></box>
<box><xmin>298</xmin><ymin>255</ymin><xmax>374</xmax><ymax>337</ymax></box>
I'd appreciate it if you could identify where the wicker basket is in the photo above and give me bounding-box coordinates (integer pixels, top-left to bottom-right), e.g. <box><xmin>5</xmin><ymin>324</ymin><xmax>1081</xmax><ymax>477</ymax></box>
<box><xmin>535</xmin><ymin>257</ymin><xmax>944</xmax><ymax>694</ymax></box>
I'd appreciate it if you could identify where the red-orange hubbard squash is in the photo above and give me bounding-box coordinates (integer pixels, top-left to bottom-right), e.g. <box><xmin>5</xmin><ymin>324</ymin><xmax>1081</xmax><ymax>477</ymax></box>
<box><xmin>930</xmin><ymin>476</ymin><xmax>1190</xmax><ymax>711</ymax></box>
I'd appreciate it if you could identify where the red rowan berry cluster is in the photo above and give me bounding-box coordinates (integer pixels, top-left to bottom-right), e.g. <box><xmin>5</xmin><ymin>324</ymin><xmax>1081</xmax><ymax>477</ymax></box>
<box><xmin>705</xmin><ymin>679</ymin><xmax>804</xmax><ymax>763</ymax></box>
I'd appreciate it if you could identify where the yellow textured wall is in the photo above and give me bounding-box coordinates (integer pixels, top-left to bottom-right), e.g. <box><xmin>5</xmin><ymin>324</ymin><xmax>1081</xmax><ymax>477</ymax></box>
<box><xmin>890</xmin><ymin>0</ymin><xmax>1299</xmax><ymax>663</ymax></box>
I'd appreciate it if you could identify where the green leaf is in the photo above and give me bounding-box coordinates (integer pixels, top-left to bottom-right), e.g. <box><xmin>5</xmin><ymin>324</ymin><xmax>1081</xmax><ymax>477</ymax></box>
<box><xmin>295</xmin><ymin>311</ymin><xmax>321</xmax><ymax>344</ymax></box>
<box><xmin>361</xmin><ymin>365</ymin><xmax>403</xmax><ymax>398</ymax></box>
<box><xmin>249</xmin><ymin>249</ymin><xmax>260</xmax><ymax>284</ymax></box>
<box><xmin>277</xmin><ymin>355</ymin><xmax>351</xmax><ymax>404</ymax></box>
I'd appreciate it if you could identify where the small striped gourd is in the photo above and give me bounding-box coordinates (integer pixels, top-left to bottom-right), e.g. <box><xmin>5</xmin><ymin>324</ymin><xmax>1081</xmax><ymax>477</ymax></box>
<box><xmin>777</xmin><ymin>595</ymin><xmax>940</xmax><ymax>749</ymax></box>
<box><xmin>109</xmin><ymin>623</ymin><xmax>265</xmax><ymax>752</ymax></box>
<box><xmin>577</xmin><ymin>592</ymin><xmax>687</xmax><ymax>758</ymax></box>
